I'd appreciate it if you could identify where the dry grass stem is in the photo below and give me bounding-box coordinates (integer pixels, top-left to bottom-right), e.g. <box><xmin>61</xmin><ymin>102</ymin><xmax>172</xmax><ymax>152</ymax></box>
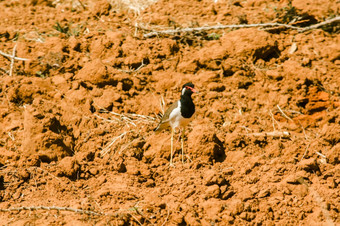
<box><xmin>300</xmin><ymin>143</ymin><xmax>311</xmax><ymax>162</ymax></box>
<box><xmin>276</xmin><ymin>105</ymin><xmax>293</xmax><ymax>122</ymax></box>
<box><xmin>0</xmin><ymin>50</ymin><xmax>29</xmax><ymax>61</ymax></box>
<box><xmin>100</xmin><ymin>131</ymin><xmax>129</xmax><ymax>156</ymax></box>
<box><xmin>94</xmin><ymin>103</ymin><xmax>154</xmax><ymax>127</ymax></box>
<box><xmin>297</xmin><ymin>119</ymin><xmax>309</xmax><ymax>140</ymax></box>
<box><xmin>94</xmin><ymin>113</ymin><xmax>120</xmax><ymax>123</ymax></box>
<box><xmin>269</xmin><ymin>110</ymin><xmax>282</xmax><ymax>131</ymax></box>
<box><xmin>247</xmin><ymin>131</ymin><xmax>290</xmax><ymax>138</ymax></box>
<box><xmin>240</xmin><ymin>126</ymin><xmax>251</xmax><ymax>133</ymax></box>
<box><xmin>28</xmin><ymin>166</ymin><xmax>62</xmax><ymax>182</ymax></box>
<box><xmin>160</xmin><ymin>209</ymin><xmax>170</xmax><ymax>226</ymax></box>
<box><xmin>160</xmin><ymin>95</ymin><xmax>165</xmax><ymax>115</ymax></box>
<box><xmin>126</xmin><ymin>113</ymin><xmax>155</xmax><ymax>121</ymax></box>
<box><xmin>315</xmin><ymin>151</ymin><xmax>326</xmax><ymax>159</ymax></box>
<box><xmin>285</xmin><ymin>110</ymin><xmax>303</xmax><ymax>115</ymax></box>
<box><xmin>9</xmin><ymin>44</ymin><xmax>17</xmax><ymax>77</ymax></box>
<box><xmin>7</xmin><ymin>132</ymin><xmax>15</xmax><ymax>141</ymax></box>
<box><xmin>299</xmin><ymin>16</ymin><xmax>340</xmax><ymax>32</ymax></box>
<box><xmin>0</xmin><ymin>206</ymin><xmax>103</xmax><ymax>216</ymax></box>
<box><xmin>119</xmin><ymin>139</ymin><xmax>138</xmax><ymax>154</ymax></box>
<box><xmin>109</xmin><ymin>0</ymin><xmax>158</xmax><ymax>15</ymax></box>
<box><xmin>128</xmin><ymin>213</ymin><xmax>143</xmax><ymax>226</ymax></box>
<box><xmin>139</xmin><ymin>16</ymin><xmax>340</xmax><ymax>37</ymax></box>
<box><xmin>118</xmin><ymin>60</ymin><xmax>145</xmax><ymax>74</ymax></box>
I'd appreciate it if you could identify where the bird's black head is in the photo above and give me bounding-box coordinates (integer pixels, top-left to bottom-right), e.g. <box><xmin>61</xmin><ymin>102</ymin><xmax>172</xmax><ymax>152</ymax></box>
<box><xmin>181</xmin><ymin>82</ymin><xmax>198</xmax><ymax>96</ymax></box>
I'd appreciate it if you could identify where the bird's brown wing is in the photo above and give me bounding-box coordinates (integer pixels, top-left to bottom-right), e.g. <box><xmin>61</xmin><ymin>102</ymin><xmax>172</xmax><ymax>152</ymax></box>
<box><xmin>154</xmin><ymin>101</ymin><xmax>179</xmax><ymax>131</ymax></box>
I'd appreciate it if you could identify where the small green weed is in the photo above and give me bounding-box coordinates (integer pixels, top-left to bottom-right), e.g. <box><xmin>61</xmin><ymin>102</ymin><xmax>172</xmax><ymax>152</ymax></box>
<box><xmin>53</xmin><ymin>21</ymin><xmax>85</xmax><ymax>37</ymax></box>
<box><xmin>273</xmin><ymin>2</ymin><xmax>298</xmax><ymax>23</ymax></box>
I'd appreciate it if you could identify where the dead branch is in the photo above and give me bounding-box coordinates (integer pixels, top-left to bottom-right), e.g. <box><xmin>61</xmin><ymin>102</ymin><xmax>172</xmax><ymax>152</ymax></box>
<box><xmin>300</xmin><ymin>16</ymin><xmax>340</xmax><ymax>32</ymax></box>
<box><xmin>9</xmin><ymin>44</ymin><xmax>17</xmax><ymax>77</ymax></box>
<box><xmin>117</xmin><ymin>60</ymin><xmax>145</xmax><ymax>74</ymax></box>
<box><xmin>247</xmin><ymin>131</ymin><xmax>290</xmax><ymax>138</ymax></box>
<box><xmin>277</xmin><ymin>105</ymin><xmax>293</xmax><ymax>122</ymax></box>
<box><xmin>100</xmin><ymin>131</ymin><xmax>130</xmax><ymax>156</ymax></box>
<box><xmin>300</xmin><ymin>143</ymin><xmax>311</xmax><ymax>162</ymax></box>
<box><xmin>0</xmin><ymin>206</ymin><xmax>103</xmax><ymax>216</ymax></box>
<box><xmin>139</xmin><ymin>16</ymin><xmax>340</xmax><ymax>38</ymax></box>
<box><xmin>0</xmin><ymin>50</ymin><xmax>29</xmax><ymax>61</ymax></box>
<box><xmin>1</xmin><ymin>44</ymin><xmax>30</xmax><ymax>76</ymax></box>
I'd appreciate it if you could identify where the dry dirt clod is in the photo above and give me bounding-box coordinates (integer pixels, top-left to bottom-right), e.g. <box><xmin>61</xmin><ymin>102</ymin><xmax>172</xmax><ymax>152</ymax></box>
<box><xmin>57</xmin><ymin>157</ymin><xmax>80</xmax><ymax>179</ymax></box>
<box><xmin>299</xmin><ymin>158</ymin><xmax>320</xmax><ymax>173</ymax></box>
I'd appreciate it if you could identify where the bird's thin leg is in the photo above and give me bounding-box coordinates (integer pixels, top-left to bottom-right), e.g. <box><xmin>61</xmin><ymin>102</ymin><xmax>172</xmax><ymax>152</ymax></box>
<box><xmin>181</xmin><ymin>127</ymin><xmax>185</xmax><ymax>163</ymax></box>
<box><xmin>170</xmin><ymin>128</ymin><xmax>174</xmax><ymax>166</ymax></box>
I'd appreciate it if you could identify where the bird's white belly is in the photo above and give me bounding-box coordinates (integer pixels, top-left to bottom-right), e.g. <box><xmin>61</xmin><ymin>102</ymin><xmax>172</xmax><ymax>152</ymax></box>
<box><xmin>168</xmin><ymin>101</ymin><xmax>193</xmax><ymax>130</ymax></box>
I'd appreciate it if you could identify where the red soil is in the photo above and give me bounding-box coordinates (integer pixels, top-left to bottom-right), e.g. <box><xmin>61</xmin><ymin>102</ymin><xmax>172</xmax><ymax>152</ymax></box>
<box><xmin>0</xmin><ymin>0</ymin><xmax>339</xmax><ymax>225</ymax></box>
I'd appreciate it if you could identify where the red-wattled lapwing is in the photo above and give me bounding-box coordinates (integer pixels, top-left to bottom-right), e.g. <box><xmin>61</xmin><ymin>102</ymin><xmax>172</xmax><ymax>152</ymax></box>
<box><xmin>154</xmin><ymin>82</ymin><xmax>198</xmax><ymax>166</ymax></box>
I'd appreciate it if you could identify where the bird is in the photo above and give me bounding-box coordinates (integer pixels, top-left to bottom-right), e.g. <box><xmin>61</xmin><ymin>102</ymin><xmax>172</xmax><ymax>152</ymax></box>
<box><xmin>154</xmin><ymin>82</ymin><xmax>198</xmax><ymax>166</ymax></box>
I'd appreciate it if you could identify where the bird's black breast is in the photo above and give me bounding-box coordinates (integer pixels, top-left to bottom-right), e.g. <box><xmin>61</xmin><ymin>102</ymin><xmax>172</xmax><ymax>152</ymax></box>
<box><xmin>180</xmin><ymin>96</ymin><xmax>195</xmax><ymax>118</ymax></box>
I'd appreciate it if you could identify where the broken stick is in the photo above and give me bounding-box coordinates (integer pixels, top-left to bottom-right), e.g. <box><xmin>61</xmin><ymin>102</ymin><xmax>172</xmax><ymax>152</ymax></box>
<box><xmin>247</xmin><ymin>131</ymin><xmax>290</xmax><ymax>138</ymax></box>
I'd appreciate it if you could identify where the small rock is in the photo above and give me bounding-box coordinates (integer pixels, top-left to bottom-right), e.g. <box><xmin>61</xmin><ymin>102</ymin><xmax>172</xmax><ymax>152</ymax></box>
<box><xmin>171</xmin><ymin>213</ymin><xmax>184</xmax><ymax>225</ymax></box>
<box><xmin>220</xmin><ymin>185</ymin><xmax>228</xmax><ymax>194</ymax></box>
<box><xmin>207</xmin><ymin>83</ymin><xmax>226</xmax><ymax>92</ymax></box>
<box><xmin>89</xmin><ymin>168</ymin><xmax>99</xmax><ymax>175</ymax></box>
<box><xmin>228</xmin><ymin>199</ymin><xmax>244</xmax><ymax>216</ymax></box>
<box><xmin>222</xmin><ymin>167</ymin><xmax>234</xmax><ymax>176</ymax></box>
<box><xmin>185</xmin><ymin>212</ymin><xmax>201</xmax><ymax>225</ymax></box>
<box><xmin>239</xmin><ymin>188</ymin><xmax>254</xmax><ymax>202</ymax></box>
<box><xmin>328</xmin><ymin>144</ymin><xmax>339</xmax><ymax>165</ymax></box>
<box><xmin>258</xmin><ymin>188</ymin><xmax>270</xmax><ymax>198</ymax></box>
<box><xmin>299</xmin><ymin>158</ymin><xmax>320</xmax><ymax>172</ymax></box>
<box><xmin>52</xmin><ymin>76</ymin><xmax>66</xmax><ymax>85</ymax></box>
<box><xmin>240</xmin><ymin>212</ymin><xmax>248</xmax><ymax>220</ymax></box>
<box><xmin>222</xmin><ymin>214</ymin><xmax>234</xmax><ymax>224</ymax></box>
<box><xmin>18</xmin><ymin>170</ymin><xmax>31</xmax><ymax>182</ymax></box>
<box><xmin>112</xmin><ymin>157</ymin><xmax>126</xmax><ymax>173</ymax></box>
<box><xmin>125</xmin><ymin>164</ymin><xmax>140</xmax><ymax>175</ymax></box>
<box><xmin>204</xmin><ymin>169</ymin><xmax>227</xmax><ymax>186</ymax></box>
<box><xmin>57</xmin><ymin>157</ymin><xmax>80</xmax><ymax>179</ymax></box>
<box><xmin>285</xmin><ymin>171</ymin><xmax>309</xmax><ymax>185</ymax></box>
<box><xmin>221</xmin><ymin>190</ymin><xmax>235</xmax><ymax>200</ymax></box>
<box><xmin>266</xmin><ymin>70</ymin><xmax>283</xmax><ymax>81</ymax></box>
<box><xmin>145</xmin><ymin>179</ymin><xmax>155</xmax><ymax>188</ymax></box>
<box><xmin>205</xmin><ymin>184</ymin><xmax>220</xmax><ymax>199</ymax></box>
<box><xmin>97</xmin><ymin>175</ymin><xmax>107</xmax><ymax>186</ymax></box>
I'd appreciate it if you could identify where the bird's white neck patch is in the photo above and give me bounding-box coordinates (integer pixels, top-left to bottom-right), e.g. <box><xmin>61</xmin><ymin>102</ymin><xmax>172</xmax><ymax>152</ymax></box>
<box><xmin>181</xmin><ymin>87</ymin><xmax>186</xmax><ymax>95</ymax></box>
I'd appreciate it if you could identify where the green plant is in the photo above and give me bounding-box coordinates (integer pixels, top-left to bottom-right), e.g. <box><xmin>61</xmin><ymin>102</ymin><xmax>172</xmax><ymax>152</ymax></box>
<box><xmin>273</xmin><ymin>2</ymin><xmax>298</xmax><ymax>23</ymax></box>
<box><xmin>53</xmin><ymin>21</ymin><xmax>85</xmax><ymax>37</ymax></box>
<box><xmin>206</xmin><ymin>33</ymin><xmax>221</xmax><ymax>40</ymax></box>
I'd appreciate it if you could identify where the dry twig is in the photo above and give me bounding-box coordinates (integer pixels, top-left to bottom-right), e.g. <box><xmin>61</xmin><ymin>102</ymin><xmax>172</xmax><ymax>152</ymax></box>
<box><xmin>100</xmin><ymin>131</ymin><xmax>129</xmax><ymax>156</ymax></box>
<box><xmin>117</xmin><ymin>60</ymin><xmax>145</xmax><ymax>74</ymax></box>
<box><xmin>139</xmin><ymin>16</ymin><xmax>340</xmax><ymax>38</ymax></box>
<box><xmin>247</xmin><ymin>131</ymin><xmax>290</xmax><ymax>138</ymax></box>
<box><xmin>0</xmin><ymin>50</ymin><xmax>29</xmax><ymax>61</ymax></box>
<box><xmin>0</xmin><ymin>44</ymin><xmax>30</xmax><ymax>77</ymax></box>
<box><xmin>276</xmin><ymin>105</ymin><xmax>293</xmax><ymax>122</ymax></box>
<box><xmin>300</xmin><ymin>143</ymin><xmax>311</xmax><ymax>162</ymax></box>
<box><xmin>0</xmin><ymin>206</ymin><xmax>103</xmax><ymax>216</ymax></box>
<box><xmin>9</xmin><ymin>44</ymin><xmax>17</xmax><ymax>77</ymax></box>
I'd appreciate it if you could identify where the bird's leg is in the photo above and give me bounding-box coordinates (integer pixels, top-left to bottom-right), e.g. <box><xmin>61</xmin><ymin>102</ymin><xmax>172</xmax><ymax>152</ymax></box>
<box><xmin>170</xmin><ymin>128</ymin><xmax>174</xmax><ymax>167</ymax></box>
<box><xmin>181</xmin><ymin>127</ymin><xmax>185</xmax><ymax>163</ymax></box>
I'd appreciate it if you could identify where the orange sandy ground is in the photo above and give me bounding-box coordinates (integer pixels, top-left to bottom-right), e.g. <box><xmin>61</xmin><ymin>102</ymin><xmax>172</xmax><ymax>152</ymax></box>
<box><xmin>0</xmin><ymin>0</ymin><xmax>339</xmax><ymax>225</ymax></box>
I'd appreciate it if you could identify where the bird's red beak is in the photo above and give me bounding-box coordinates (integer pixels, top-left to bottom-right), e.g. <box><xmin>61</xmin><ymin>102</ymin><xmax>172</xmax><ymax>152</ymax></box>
<box><xmin>186</xmin><ymin>86</ymin><xmax>199</xmax><ymax>93</ymax></box>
